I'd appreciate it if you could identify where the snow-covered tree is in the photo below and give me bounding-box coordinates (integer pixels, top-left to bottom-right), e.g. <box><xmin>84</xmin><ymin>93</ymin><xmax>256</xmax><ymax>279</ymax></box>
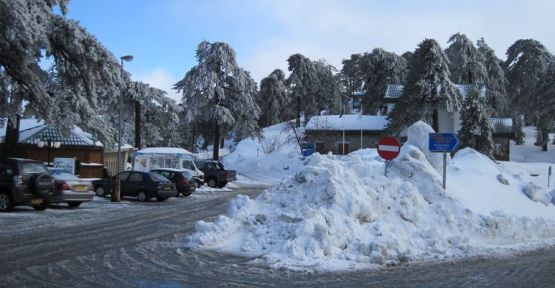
<box><xmin>388</xmin><ymin>39</ymin><xmax>462</xmax><ymax>132</ymax></box>
<box><xmin>458</xmin><ymin>88</ymin><xmax>495</xmax><ymax>159</ymax></box>
<box><xmin>361</xmin><ymin>48</ymin><xmax>407</xmax><ymax>114</ymax></box>
<box><xmin>0</xmin><ymin>0</ymin><xmax>127</xmax><ymax>152</ymax></box>
<box><xmin>126</xmin><ymin>82</ymin><xmax>182</xmax><ymax>148</ymax></box>
<box><xmin>476</xmin><ymin>38</ymin><xmax>510</xmax><ymax>116</ymax></box>
<box><xmin>175</xmin><ymin>41</ymin><xmax>261</xmax><ymax>160</ymax></box>
<box><xmin>531</xmin><ymin>62</ymin><xmax>555</xmax><ymax>151</ymax></box>
<box><xmin>445</xmin><ymin>33</ymin><xmax>486</xmax><ymax>84</ymax></box>
<box><xmin>339</xmin><ymin>54</ymin><xmax>365</xmax><ymax>111</ymax></box>
<box><xmin>287</xmin><ymin>54</ymin><xmax>341</xmax><ymax>126</ymax></box>
<box><xmin>505</xmin><ymin>39</ymin><xmax>554</xmax><ymax>145</ymax></box>
<box><xmin>257</xmin><ymin>69</ymin><xmax>290</xmax><ymax>127</ymax></box>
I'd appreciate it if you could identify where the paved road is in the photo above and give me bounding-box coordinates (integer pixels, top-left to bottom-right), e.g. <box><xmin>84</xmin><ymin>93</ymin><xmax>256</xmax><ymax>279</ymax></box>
<box><xmin>1</xmin><ymin>185</ymin><xmax>555</xmax><ymax>288</ymax></box>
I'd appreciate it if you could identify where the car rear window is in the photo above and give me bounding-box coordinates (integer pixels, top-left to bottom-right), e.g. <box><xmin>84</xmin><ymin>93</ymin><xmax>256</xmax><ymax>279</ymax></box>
<box><xmin>22</xmin><ymin>162</ymin><xmax>48</xmax><ymax>174</ymax></box>
<box><xmin>149</xmin><ymin>173</ymin><xmax>168</xmax><ymax>181</ymax></box>
<box><xmin>180</xmin><ymin>171</ymin><xmax>193</xmax><ymax>179</ymax></box>
<box><xmin>52</xmin><ymin>172</ymin><xmax>80</xmax><ymax>181</ymax></box>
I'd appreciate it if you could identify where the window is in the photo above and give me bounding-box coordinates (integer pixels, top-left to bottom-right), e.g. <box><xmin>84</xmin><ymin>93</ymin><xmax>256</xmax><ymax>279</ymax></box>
<box><xmin>128</xmin><ymin>173</ymin><xmax>143</xmax><ymax>182</ymax></box>
<box><xmin>117</xmin><ymin>172</ymin><xmax>131</xmax><ymax>181</ymax></box>
<box><xmin>0</xmin><ymin>163</ymin><xmax>13</xmax><ymax>176</ymax></box>
<box><xmin>22</xmin><ymin>162</ymin><xmax>48</xmax><ymax>174</ymax></box>
<box><xmin>182</xmin><ymin>160</ymin><xmax>195</xmax><ymax>170</ymax></box>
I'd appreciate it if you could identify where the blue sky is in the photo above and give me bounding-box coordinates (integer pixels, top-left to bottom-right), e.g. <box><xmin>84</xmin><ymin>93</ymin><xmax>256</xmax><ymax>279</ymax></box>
<box><xmin>67</xmin><ymin>0</ymin><xmax>554</xmax><ymax>101</ymax></box>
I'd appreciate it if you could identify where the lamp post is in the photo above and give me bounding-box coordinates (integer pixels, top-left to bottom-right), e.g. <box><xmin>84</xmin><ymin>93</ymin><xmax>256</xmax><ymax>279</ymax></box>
<box><xmin>113</xmin><ymin>54</ymin><xmax>133</xmax><ymax>202</ymax></box>
<box><xmin>37</xmin><ymin>139</ymin><xmax>61</xmax><ymax>167</ymax></box>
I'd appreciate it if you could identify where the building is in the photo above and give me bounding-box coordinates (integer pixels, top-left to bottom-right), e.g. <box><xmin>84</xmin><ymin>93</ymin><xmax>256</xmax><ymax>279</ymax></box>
<box><xmin>305</xmin><ymin>115</ymin><xmax>388</xmax><ymax>155</ymax></box>
<box><xmin>0</xmin><ymin>119</ymin><xmax>105</xmax><ymax>178</ymax></box>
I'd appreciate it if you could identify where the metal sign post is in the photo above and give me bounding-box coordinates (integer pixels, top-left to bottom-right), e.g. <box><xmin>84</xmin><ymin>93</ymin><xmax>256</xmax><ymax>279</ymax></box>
<box><xmin>428</xmin><ymin>133</ymin><xmax>459</xmax><ymax>190</ymax></box>
<box><xmin>549</xmin><ymin>166</ymin><xmax>552</xmax><ymax>187</ymax></box>
<box><xmin>377</xmin><ymin>137</ymin><xmax>401</xmax><ymax>177</ymax></box>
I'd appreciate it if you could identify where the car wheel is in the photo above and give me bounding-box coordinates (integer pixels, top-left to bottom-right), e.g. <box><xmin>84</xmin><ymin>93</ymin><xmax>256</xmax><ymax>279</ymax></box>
<box><xmin>33</xmin><ymin>173</ymin><xmax>52</xmax><ymax>197</ymax></box>
<box><xmin>217</xmin><ymin>182</ymin><xmax>227</xmax><ymax>188</ymax></box>
<box><xmin>32</xmin><ymin>201</ymin><xmax>48</xmax><ymax>211</ymax></box>
<box><xmin>137</xmin><ymin>190</ymin><xmax>149</xmax><ymax>202</ymax></box>
<box><xmin>207</xmin><ymin>178</ymin><xmax>217</xmax><ymax>188</ymax></box>
<box><xmin>95</xmin><ymin>186</ymin><xmax>106</xmax><ymax>197</ymax></box>
<box><xmin>156</xmin><ymin>197</ymin><xmax>166</xmax><ymax>202</ymax></box>
<box><xmin>68</xmin><ymin>202</ymin><xmax>82</xmax><ymax>209</ymax></box>
<box><xmin>0</xmin><ymin>192</ymin><xmax>14</xmax><ymax>211</ymax></box>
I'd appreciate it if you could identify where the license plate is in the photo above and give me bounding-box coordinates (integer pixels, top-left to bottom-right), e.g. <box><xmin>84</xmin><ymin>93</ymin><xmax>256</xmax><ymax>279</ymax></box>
<box><xmin>164</xmin><ymin>186</ymin><xmax>171</xmax><ymax>191</ymax></box>
<box><xmin>31</xmin><ymin>198</ymin><xmax>43</xmax><ymax>205</ymax></box>
<box><xmin>74</xmin><ymin>185</ymin><xmax>88</xmax><ymax>192</ymax></box>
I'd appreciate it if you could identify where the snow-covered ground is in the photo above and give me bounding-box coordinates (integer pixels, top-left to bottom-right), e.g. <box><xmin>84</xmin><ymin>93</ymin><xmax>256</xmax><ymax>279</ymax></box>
<box><xmin>187</xmin><ymin>121</ymin><xmax>555</xmax><ymax>271</ymax></box>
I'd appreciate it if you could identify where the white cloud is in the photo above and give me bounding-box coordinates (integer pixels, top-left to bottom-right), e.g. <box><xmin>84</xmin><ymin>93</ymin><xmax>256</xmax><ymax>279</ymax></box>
<box><xmin>133</xmin><ymin>68</ymin><xmax>181</xmax><ymax>102</ymax></box>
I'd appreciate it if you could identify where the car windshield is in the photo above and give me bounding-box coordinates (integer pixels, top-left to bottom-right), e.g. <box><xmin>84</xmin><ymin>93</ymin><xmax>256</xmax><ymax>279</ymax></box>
<box><xmin>182</xmin><ymin>160</ymin><xmax>196</xmax><ymax>170</ymax></box>
<box><xmin>149</xmin><ymin>173</ymin><xmax>168</xmax><ymax>181</ymax></box>
<box><xmin>181</xmin><ymin>171</ymin><xmax>193</xmax><ymax>179</ymax></box>
<box><xmin>22</xmin><ymin>162</ymin><xmax>48</xmax><ymax>174</ymax></box>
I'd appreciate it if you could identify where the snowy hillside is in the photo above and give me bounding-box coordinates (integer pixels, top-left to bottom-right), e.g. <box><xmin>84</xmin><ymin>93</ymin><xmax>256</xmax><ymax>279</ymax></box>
<box><xmin>187</xmin><ymin>121</ymin><xmax>555</xmax><ymax>271</ymax></box>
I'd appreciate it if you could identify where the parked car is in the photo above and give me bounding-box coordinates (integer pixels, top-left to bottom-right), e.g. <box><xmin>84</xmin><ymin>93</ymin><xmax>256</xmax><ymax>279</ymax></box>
<box><xmin>195</xmin><ymin>160</ymin><xmax>237</xmax><ymax>188</ymax></box>
<box><xmin>92</xmin><ymin>168</ymin><xmax>112</xmax><ymax>197</ymax></box>
<box><xmin>47</xmin><ymin>168</ymin><xmax>94</xmax><ymax>208</ymax></box>
<box><xmin>0</xmin><ymin>158</ymin><xmax>53</xmax><ymax>211</ymax></box>
<box><xmin>150</xmin><ymin>168</ymin><xmax>197</xmax><ymax>196</ymax></box>
<box><xmin>115</xmin><ymin>171</ymin><xmax>177</xmax><ymax>202</ymax></box>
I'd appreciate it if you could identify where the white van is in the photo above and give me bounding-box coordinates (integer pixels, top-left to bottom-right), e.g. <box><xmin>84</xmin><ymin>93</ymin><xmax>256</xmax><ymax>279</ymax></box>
<box><xmin>132</xmin><ymin>147</ymin><xmax>204</xmax><ymax>187</ymax></box>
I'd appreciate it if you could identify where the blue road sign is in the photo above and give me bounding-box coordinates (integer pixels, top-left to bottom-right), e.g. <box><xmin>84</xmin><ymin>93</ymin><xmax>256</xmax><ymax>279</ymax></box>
<box><xmin>429</xmin><ymin>133</ymin><xmax>459</xmax><ymax>152</ymax></box>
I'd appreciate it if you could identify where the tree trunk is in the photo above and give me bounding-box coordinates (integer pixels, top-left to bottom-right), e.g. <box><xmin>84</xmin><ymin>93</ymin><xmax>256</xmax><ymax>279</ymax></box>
<box><xmin>212</xmin><ymin>119</ymin><xmax>220</xmax><ymax>160</ymax></box>
<box><xmin>432</xmin><ymin>108</ymin><xmax>439</xmax><ymax>132</ymax></box>
<box><xmin>542</xmin><ymin>128</ymin><xmax>548</xmax><ymax>151</ymax></box>
<box><xmin>296</xmin><ymin>95</ymin><xmax>301</xmax><ymax>128</ymax></box>
<box><xmin>512</xmin><ymin>113</ymin><xmax>524</xmax><ymax>145</ymax></box>
<box><xmin>3</xmin><ymin>115</ymin><xmax>20</xmax><ymax>159</ymax></box>
<box><xmin>134</xmin><ymin>101</ymin><xmax>141</xmax><ymax>149</ymax></box>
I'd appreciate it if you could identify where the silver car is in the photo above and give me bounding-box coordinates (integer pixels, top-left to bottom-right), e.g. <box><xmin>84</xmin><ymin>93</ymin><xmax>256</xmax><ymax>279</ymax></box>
<box><xmin>48</xmin><ymin>168</ymin><xmax>95</xmax><ymax>208</ymax></box>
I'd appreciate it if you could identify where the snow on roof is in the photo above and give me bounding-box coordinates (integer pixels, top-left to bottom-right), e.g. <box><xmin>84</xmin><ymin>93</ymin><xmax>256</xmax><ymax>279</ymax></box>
<box><xmin>136</xmin><ymin>147</ymin><xmax>193</xmax><ymax>155</ymax></box>
<box><xmin>491</xmin><ymin>118</ymin><xmax>513</xmax><ymax>133</ymax></box>
<box><xmin>0</xmin><ymin>118</ymin><xmax>100</xmax><ymax>146</ymax></box>
<box><xmin>385</xmin><ymin>84</ymin><xmax>486</xmax><ymax>98</ymax></box>
<box><xmin>305</xmin><ymin>115</ymin><xmax>388</xmax><ymax>131</ymax></box>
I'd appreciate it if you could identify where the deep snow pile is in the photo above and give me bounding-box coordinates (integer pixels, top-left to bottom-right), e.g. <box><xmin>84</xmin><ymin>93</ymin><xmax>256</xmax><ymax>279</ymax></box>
<box><xmin>223</xmin><ymin>122</ymin><xmax>304</xmax><ymax>184</ymax></box>
<box><xmin>187</xmin><ymin>122</ymin><xmax>555</xmax><ymax>271</ymax></box>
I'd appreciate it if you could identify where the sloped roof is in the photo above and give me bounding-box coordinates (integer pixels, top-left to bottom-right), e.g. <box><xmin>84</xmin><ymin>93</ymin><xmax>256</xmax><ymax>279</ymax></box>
<box><xmin>306</xmin><ymin>115</ymin><xmax>388</xmax><ymax>131</ymax></box>
<box><xmin>0</xmin><ymin>119</ymin><xmax>100</xmax><ymax>146</ymax></box>
<box><xmin>491</xmin><ymin>118</ymin><xmax>513</xmax><ymax>134</ymax></box>
<box><xmin>384</xmin><ymin>84</ymin><xmax>486</xmax><ymax>98</ymax></box>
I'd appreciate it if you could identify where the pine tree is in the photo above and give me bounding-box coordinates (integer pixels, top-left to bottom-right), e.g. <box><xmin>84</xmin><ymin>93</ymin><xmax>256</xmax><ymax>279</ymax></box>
<box><xmin>445</xmin><ymin>33</ymin><xmax>486</xmax><ymax>84</ymax></box>
<box><xmin>174</xmin><ymin>41</ymin><xmax>261</xmax><ymax>160</ymax></box>
<box><xmin>458</xmin><ymin>89</ymin><xmax>495</xmax><ymax>159</ymax></box>
<box><xmin>476</xmin><ymin>38</ymin><xmax>510</xmax><ymax>116</ymax></box>
<box><xmin>505</xmin><ymin>39</ymin><xmax>554</xmax><ymax>145</ymax></box>
<box><xmin>388</xmin><ymin>39</ymin><xmax>462</xmax><ymax>133</ymax></box>
<box><xmin>287</xmin><ymin>54</ymin><xmax>341</xmax><ymax>126</ymax></box>
<box><xmin>361</xmin><ymin>48</ymin><xmax>407</xmax><ymax>114</ymax></box>
<box><xmin>258</xmin><ymin>69</ymin><xmax>290</xmax><ymax>127</ymax></box>
<box><xmin>0</xmin><ymin>0</ymin><xmax>128</xmax><ymax>151</ymax></box>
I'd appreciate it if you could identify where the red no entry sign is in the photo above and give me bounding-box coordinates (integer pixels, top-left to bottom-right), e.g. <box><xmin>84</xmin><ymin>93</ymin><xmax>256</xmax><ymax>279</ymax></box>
<box><xmin>377</xmin><ymin>136</ymin><xmax>401</xmax><ymax>160</ymax></box>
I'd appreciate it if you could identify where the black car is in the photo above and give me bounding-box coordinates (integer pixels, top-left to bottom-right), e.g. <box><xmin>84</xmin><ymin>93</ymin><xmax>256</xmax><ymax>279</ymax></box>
<box><xmin>115</xmin><ymin>171</ymin><xmax>177</xmax><ymax>202</ymax></box>
<box><xmin>0</xmin><ymin>158</ymin><xmax>53</xmax><ymax>211</ymax></box>
<box><xmin>150</xmin><ymin>168</ymin><xmax>197</xmax><ymax>196</ymax></box>
<box><xmin>195</xmin><ymin>160</ymin><xmax>237</xmax><ymax>188</ymax></box>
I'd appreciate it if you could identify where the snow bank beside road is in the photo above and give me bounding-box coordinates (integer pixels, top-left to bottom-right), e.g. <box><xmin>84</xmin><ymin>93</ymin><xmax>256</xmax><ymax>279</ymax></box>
<box><xmin>188</xmin><ymin>122</ymin><xmax>555</xmax><ymax>271</ymax></box>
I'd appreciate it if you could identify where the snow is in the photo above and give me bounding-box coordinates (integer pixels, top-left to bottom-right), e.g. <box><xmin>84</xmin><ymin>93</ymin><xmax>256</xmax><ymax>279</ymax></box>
<box><xmin>305</xmin><ymin>115</ymin><xmax>388</xmax><ymax>131</ymax></box>
<box><xmin>187</xmin><ymin>121</ymin><xmax>555</xmax><ymax>271</ymax></box>
<box><xmin>223</xmin><ymin>122</ymin><xmax>305</xmax><ymax>185</ymax></box>
<box><xmin>136</xmin><ymin>147</ymin><xmax>193</xmax><ymax>155</ymax></box>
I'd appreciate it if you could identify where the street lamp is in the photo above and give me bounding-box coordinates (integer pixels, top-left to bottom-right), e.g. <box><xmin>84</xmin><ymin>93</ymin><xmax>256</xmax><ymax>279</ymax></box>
<box><xmin>37</xmin><ymin>139</ymin><xmax>61</xmax><ymax>167</ymax></box>
<box><xmin>113</xmin><ymin>54</ymin><xmax>133</xmax><ymax>202</ymax></box>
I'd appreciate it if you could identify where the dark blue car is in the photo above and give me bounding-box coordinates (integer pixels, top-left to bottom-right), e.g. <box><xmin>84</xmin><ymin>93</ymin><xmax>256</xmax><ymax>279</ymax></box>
<box><xmin>115</xmin><ymin>171</ymin><xmax>177</xmax><ymax>202</ymax></box>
